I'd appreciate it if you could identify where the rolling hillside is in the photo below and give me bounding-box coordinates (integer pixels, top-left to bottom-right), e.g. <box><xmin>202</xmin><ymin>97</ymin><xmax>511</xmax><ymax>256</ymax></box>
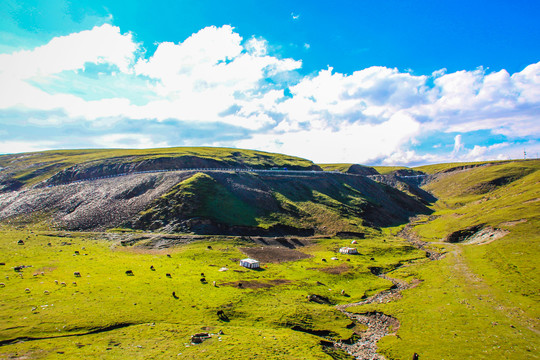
<box><xmin>0</xmin><ymin>149</ymin><xmax>538</xmax><ymax>360</ymax></box>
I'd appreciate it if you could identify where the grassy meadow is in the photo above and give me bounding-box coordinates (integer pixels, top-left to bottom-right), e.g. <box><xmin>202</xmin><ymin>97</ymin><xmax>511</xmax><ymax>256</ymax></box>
<box><xmin>0</xmin><ymin>225</ymin><xmax>424</xmax><ymax>359</ymax></box>
<box><xmin>0</xmin><ymin>154</ymin><xmax>538</xmax><ymax>359</ymax></box>
<box><xmin>347</xmin><ymin>160</ymin><xmax>540</xmax><ymax>359</ymax></box>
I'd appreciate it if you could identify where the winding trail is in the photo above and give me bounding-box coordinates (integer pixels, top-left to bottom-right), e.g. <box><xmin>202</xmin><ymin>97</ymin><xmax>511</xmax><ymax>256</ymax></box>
<box><xmin>332</xmin><ymin>231</ymin><xmax>443</xmax><ymax>360</ymax></box>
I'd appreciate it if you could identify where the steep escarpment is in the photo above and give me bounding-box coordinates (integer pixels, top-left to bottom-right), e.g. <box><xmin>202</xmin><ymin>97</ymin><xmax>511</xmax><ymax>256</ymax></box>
<box><xmin>129</xmin><ymin>171</ymin><xmax>431</xmax><ymax>235</ymax></box>
<box><xmin>0</xmin><ymin>170</ymin><xmax>431</xmax><ymax>234</ymax></box>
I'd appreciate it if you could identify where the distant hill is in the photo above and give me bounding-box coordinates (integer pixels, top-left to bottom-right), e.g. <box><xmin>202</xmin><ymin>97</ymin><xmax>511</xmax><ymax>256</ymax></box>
<box><xmin>0</xmin><ymin>147</ymin><xmax>320</xmax><ymax>192</ymax></box>
<box><xmin>319</xmin><ymin>163</ymin><xmax>379</xmax><ymax>175</ymax></box>
<box><xmin>0</xmin><ymin>147</ymin><xmax>430</xmax><ymax>235</ymax></box>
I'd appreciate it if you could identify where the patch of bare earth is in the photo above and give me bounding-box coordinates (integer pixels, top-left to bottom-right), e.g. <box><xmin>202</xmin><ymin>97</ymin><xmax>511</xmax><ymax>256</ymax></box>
<box><xmin>240</xmin><ymin>246</ymin><xmax>312</xmax><ymax>263</ymax></box>
<box><xmin>314</xmin><ymin>263</ymin><xmax>352</xmax><ymax>275</ymax></box>
<box><xmin>499</xmin><ymin>219</ymin><xmax>527</xmax><ymax>227</ymax></box>
<box><xmin>219</xmin><ymin>279</ymin><xmax>291</xmax><ymax>289</ymax></box>
<box><xmin>462</xmin><ymin>226</ymin><xmax>508</xmax><ymax>245</ymax></box>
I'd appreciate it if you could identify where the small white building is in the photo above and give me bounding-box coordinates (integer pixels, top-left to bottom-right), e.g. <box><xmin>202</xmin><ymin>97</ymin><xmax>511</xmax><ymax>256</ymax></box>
<box><xmin>339</xmin><ymin>247</ymin><xmax>358</xmax><ymax>255</ymax></box>
<box><xmin>240</xmin><ymin>258</ymin><xmax>260</xmax><ymax>269</ymax></box>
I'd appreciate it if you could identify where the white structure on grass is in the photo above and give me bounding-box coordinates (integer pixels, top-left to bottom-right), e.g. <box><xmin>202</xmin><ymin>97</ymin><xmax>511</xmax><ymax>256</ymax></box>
<box><xmin>339</xmin><ymin>247</ymin><xmax>358</xmax><ymax>255</ymax></box>
<box><xmin>240</xmin><ymin>258</ymin><xmax>260</xmax><ymax>269</ymax></box>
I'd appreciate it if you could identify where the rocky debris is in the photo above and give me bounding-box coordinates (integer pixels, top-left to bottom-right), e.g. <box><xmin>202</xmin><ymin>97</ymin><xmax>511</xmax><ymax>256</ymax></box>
<box><xmin>336</xmin><ymin>312</ymin><xmax>400</xmax><ymax>360</ymax></box>
<box><xmin>398</xmin><ymin>225</ymin><xmax>445</xmax><ymax>260</ymax></box>
<box><xmin>444</xmin><ymin>225</ymin><xmax>508</xmax><ymax>245</ymax></box>
<box><xmin>190</xmin><ymin>332</ymin><xmax>211</xmax><ymax>344</ymax></box>
<box><xmin>0</xmin><ymin>172</ymin><xmax>192</xmax><ymax>230</ymax></box>
<box><xmin>308</xmin><ymin>294</ymin><xmax>333</xmax><ymax>305</ymax></box>
<box><xmin>0</xmin><ymin>166</ymin><xmax>431</xmax><ymax>235</ymax></box>
<box><xmin>445</xmin><ymin>224</ymin><xmax>485</xmax><ymax>243</ymax></box>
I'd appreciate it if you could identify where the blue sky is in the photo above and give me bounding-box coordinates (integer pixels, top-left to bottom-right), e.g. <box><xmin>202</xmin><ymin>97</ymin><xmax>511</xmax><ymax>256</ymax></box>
<box><xmin>0</xmin><ymin>0</ymin><xmax>539</xmax><ymax>164</ymax></box>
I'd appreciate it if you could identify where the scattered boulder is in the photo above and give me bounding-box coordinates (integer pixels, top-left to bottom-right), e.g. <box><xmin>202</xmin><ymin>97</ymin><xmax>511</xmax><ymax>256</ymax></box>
<box><xmin>307</xmin><ymin>294</ymin><xmax>333</xmax><ymax>305</ymax></box>
<box><xmin>125</xmin><ymin>270</ymin><xmax>134</xmax><ymax>276</ymax></box>
<box><xmin>191</xmin><ymin>333</ymin><xmax>211</xmax><ymax>344</ymax></box>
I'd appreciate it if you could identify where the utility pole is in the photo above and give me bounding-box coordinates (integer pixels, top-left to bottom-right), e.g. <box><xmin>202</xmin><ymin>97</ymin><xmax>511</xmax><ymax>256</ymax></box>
<box><xmin>524</xmin><ymin>149</ymin><xmax>527</xmax><ymax>160</ymax></box>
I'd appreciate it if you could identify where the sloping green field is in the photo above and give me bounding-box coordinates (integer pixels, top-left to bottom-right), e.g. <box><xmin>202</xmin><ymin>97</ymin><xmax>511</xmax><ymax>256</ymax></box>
<box><xmin>348</xmin><ymin>159</ymin><xmax>540</xmax><ymax>359</ymax></box>
<box><xmin>0</xmin><ymin>227</ymin><xmax>422</xmax><ymax>359</ymax></box>
<box><xmin>0</xmin><ymin>151</ymin><xmax>538</xmax><ymax>359</ymax></box>
<box><xmin>0</xmin><ymin>147</ymin><xmax>318</xmax><ymax>188</ymax></box>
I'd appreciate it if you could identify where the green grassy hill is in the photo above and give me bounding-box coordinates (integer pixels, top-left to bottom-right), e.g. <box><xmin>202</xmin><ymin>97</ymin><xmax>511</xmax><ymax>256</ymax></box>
<box><xmin>131</xmin><ymin>171</ymin><xmax>431</xmax><ymax>235</ymax></box>
<box><xmin>0</xmin><ymin>147</ymin><xmax>320</xmax><ymax>190</ymax></box>
<box><xmin>347</xmin><ymin>159</ymin><xmax>540</xmax><ymax>359</ymax></box>
<box><xmin>0</xmin><ymin>150</ymin><xmax>538</xmax><ymax>359</ymax></box>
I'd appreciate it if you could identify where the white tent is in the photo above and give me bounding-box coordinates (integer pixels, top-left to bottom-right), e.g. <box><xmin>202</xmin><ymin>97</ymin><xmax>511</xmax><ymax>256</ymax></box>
<box><xmin>240</xmin><ymin>258</ymin><xmax>260</xmax><ymax>269</ymax></box>
<box><xmin>339</xmin><ymin>247</ymin><xmax>358</xmax><ymax>255</ymax></box>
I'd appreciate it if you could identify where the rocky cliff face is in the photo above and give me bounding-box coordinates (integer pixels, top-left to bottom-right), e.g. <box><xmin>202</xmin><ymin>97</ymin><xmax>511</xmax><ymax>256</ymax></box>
<box><xmin>0</xmin><ymin>170</ymin><xmax>431</xmax><ymax>235</ymax></box>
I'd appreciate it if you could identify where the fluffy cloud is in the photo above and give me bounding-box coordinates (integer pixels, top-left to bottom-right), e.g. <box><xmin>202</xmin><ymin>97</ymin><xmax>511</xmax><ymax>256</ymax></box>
<box><xmin>0</xmin><ymin>23</ymin><xmax>539</xmax><ymax>165</ymax></box>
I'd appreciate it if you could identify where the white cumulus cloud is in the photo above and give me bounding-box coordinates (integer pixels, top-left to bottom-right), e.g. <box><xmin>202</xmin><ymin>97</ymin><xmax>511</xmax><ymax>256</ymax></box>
<box><xmin>0</xmin><ymin>23</ymin><xmax>539</xmax><ymax>164</ymax></box>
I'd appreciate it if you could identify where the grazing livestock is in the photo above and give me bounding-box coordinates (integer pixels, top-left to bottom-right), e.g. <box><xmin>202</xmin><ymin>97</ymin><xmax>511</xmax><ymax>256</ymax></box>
<box><xmin>74</xmin><ymin>251</ymin><xmax>80</xmax><ymax>255</ymax></box>
<box><xmin>341</xmin><ymin>289</ymin><xmax>345</xmax><ymax>295</ymax></box>
<box><xmin>207</xmin><ymin>245</ymin><xmax>212</xmax><ymax>249</ymax></box>
<box><xmin>40</xmin><ymin>272</ymin><xmax>44</xmax><ymax>276</ymax></box>
<box><xmin>321</xmin><ymin>258</ymin><xmax>327</xmax><ymax>262</ymax></box>
<box><xmin>74</xmin><ymin>272</ymin><xmax>81</xmax><ymax>277</ymax></box>
<box><xmin>150</xmin><ymin>266</ymin><xmax>155</xmax><ymax>271</ymax></box>
<box><xmin>14</xmin><ymin>266</ymin><xmax>23</xmax><ymax>272</ymax></box>
<box><xmin>370</xmin><ymin>257</ymin><xmax>375</xmax><ymax>261</ymax></box>
<box><xmin>0</xmin><ymin>283</ymin><xmax>5</xmax><ymax>287</ymax></box>
<box><xmin>47</xmin><ymin>243</ymin><xmax>52</xmax><ymax>246</ymax></box>
<box><xmin>125</xmin><ymin>270</ymin><xmax>134</xmax><ymax>276</ymax></box>
<box><xmin>201</xmin><ymin>273</ymin><xmax>205</xmax><ymax>277</ymax></box>
<box><xmin>200</xmin><ymin>278</ymin><xmax>207</xmax><ymax>283</ymax></box>
<box><xmin>167</xmin><ymin>254</ymin><xmax>171</xmax><ymax>258</ymax></box>
<box><xmin>412</xmin><ymin>354</ymin><xmax>419</xmax><ymax>360</ymax></box>
<box><xmin>72</xmin><ymin>282</ymin><xmax>77</xmax><ymax>286</ymax></box>
<box><xmin>166</xmin><ymin>273</ymin><xmax>172</xmax><ymax>278</ymax></box>
<box><xmin>61</xmin><ymin>282</ymin><xmax>66</xmax><ymax>286</ymax></box>
<box><xmin>54</xmin><ymin>280</ymin><xmax>59</xmax><ymax>285</ymax></box>
<box><xmin>17</xmin><ymin>240</ymin><xmax>24</xmax><ymax>245</ymax></box>
<box><xmin>172</xmin><ymin>292</ymin><xmax>179</xmax><ymax>299</ymax></box>
<box><xmin>44</xmin><ymin>290</ymin><xmax>50</xmax><ymax>295</ymax></box>
<box><xmin>213</xmin><ymin>281</ymin><xmax>216</xmax><ymax>287</ymax></box>
<box><xmin>25</xmin><ymin>288</ymin><xmax>30</xmax><ymax>293</ymax></box>
<box><xmin>217</xmin><ymin>310</ymin><xmax>229</xmax><ymax>321</ymax></box>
